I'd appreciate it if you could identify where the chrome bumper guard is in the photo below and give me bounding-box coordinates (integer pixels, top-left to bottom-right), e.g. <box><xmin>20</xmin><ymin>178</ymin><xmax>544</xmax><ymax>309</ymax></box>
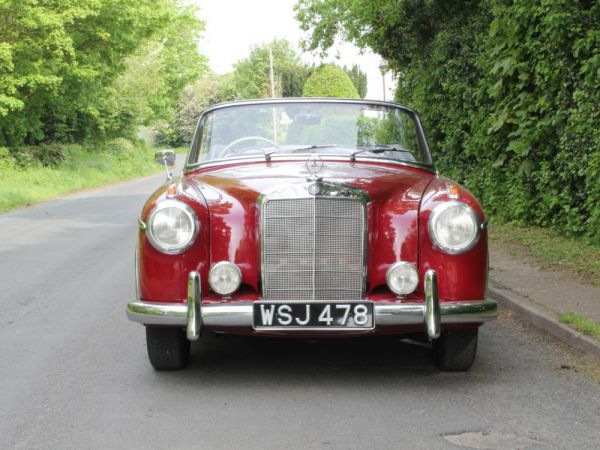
<box><xmin>126</xmin><ymin>270</ymin><xmax>498</xmax><ymax>340</ymax></box>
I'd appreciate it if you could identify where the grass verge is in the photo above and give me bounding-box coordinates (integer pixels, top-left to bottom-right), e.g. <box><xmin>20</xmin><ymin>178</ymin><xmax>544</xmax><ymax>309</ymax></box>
<box><xmin>559</xmin><ymin>312</ymin><xmax>600</xmax><ymax>343</ymax></box>
<box><xmin>488</xmin><ymin>223</ymin><xmax>600</xmax><ymax>287</ymax></box>
<box><xmin>0</xmin><ymin>139</ymin><xmax>161</xmax><ymax>213</ymax></box>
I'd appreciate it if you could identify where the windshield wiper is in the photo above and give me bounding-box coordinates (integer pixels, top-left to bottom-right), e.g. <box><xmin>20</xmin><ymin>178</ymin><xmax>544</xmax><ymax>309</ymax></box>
<box><xmin>287</xmin><ymin>144</ymin><xmax>337</xmax><ymax>152</ymax></box>
<box><xmin>350</xmin><ymin>145</ymin><xmax>414</xmax><ymax>161</ymax></box>
<box><xmin>228</xmin><ymin>147</ymin><xmax>279</xmax><ymax>161</ymax></box>
<box><xmin>262</xmin><ymin>145</ymin><xmax>337</xmax><ymax>161</ymax></box>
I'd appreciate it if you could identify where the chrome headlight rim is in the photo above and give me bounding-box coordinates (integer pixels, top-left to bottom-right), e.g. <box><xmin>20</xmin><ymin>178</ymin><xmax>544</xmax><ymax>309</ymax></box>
<box><xmin>146</xmin><ymin>200</ymin><xmax>199</xmax><ymax>255</ymax></box>
<box><xmin>386</xmin><ymin>261</ymin><xmax>419</xmax><ymax>295</ymax></box>
<box><xmin>208</xmin><ymin>261</ymin><xmax>242</xmax><ymax>296</ymax></box>
<box><xmin>428</xmin><ymin>201</ymin><xmax>481</xmax><ymax>255</ymax></box>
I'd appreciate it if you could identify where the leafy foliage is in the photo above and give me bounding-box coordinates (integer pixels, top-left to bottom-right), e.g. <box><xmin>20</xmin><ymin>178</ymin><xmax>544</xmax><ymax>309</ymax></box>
<box><xmin>157</xmin><ymin>72</ymin><xmax>237</xmax><ymax>146</ymax></box>
<box><xmin>296</xmin><ymin>0</ymin><xmax>600</xmax><ymax>242</ymax></box>
<box><xmin>343</xmin><ymin>64</ymin><xmax>367</xmax><ymax>98</ymax></box>
<box><xmin>160</xmin><ymin>39</ymin><xmax>313</xmax><ymax>146</ymax></box>
<box><xmin>232</xmin><ymin>39</ymin><xmax>311</xmax><ymax>99</ymax></box>
<box><xmin>0</xmin><ymin>0</ymin><xmax>205</xmax><ymax>146</ymax></box>
<box><xmin>302</xmin><ymin>64</ymin><xmax>359</xmax><ymax>98</ymax></box>
<box><xmin>0</xmin><ymin>139</ymin><xmax>158</xmax><ymax>212</ymax></box>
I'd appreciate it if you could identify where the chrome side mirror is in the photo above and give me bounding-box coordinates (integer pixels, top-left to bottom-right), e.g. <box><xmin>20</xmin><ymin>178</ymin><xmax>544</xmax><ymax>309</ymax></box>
<box><xmin>155</xmin><ymin>150</ymin><xmax>176</xmax><ymax>181</ymax></box>
<box><xmin>155</xmin><ymin>150</ymin><xmax>176</xmax><ymax>167</ymax></box>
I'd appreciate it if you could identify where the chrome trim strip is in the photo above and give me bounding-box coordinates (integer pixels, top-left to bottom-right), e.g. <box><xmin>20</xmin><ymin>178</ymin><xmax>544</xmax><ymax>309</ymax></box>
<box><xmin>311</xmin><ymin>193</ymin><xmax>317</xmax><ymax>300</ymax></box>
<box><xmin>126</xmin><ymin>301</ymin><xmax>187</xmax><ymax>326</ymax></box>
<box><xmin>198</xmin><ymin>97</ymin><xmax>419</xmax><ymax>116</ymax></box>
<box><xmin>126</xmin><ymin>299</ymin><xmax>498</xmax><ymax>328</ymax></box>
<box><xmin>424</xmin><ymin>270</ymin><xmax>441</xmax><ymax>339</ymax></box>
<box><xmin>186</xmin><ymin>271</ymin><xmax>202</xmax><ymax>340</ymax></box>
<box><xmin>137</xmin><ymin>216</ymin><xmax>146</xmax><ymax>230</ymax></box>
<box><xmin>203</xmin><ymin>303</ymin><xmax>255</xmax><ymax>327</ymax></box>
<box><xmin>185</xmin><ymin>154</ymin><xmax>435</xmax><ymax>174</ymax></box>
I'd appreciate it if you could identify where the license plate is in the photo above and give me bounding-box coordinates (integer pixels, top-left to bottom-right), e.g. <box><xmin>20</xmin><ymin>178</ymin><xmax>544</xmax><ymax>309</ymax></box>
<box><xmin>253</xmin><ymin>301</ymin><xmax>374</xmax><ymax>329</ymax></box>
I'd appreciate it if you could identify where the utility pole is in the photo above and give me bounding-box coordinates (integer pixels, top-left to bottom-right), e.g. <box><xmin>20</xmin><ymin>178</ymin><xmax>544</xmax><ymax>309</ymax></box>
<box><xmin>378</xmin><ymin>59</ymin><xmax>389</xmax><ymax>101</ymax></box>
<box><xmin>268</xmin><ymin>47</ymin><xmax>278</xmax><ymax>144</ymax></box>
<box><xmin>268</xmin><ymin>47</ymin><xmax>276</xmax><ymax>98</ymax></box>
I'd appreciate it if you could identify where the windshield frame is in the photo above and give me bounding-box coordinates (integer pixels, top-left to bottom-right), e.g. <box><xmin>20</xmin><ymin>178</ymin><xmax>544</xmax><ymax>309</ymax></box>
<box><xmin>184</xmin><ymin>98</ymin><xmax>434</xmax><ymax>173</ymax></box>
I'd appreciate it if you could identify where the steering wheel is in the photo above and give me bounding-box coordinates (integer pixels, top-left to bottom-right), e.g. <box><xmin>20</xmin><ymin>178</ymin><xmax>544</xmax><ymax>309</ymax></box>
<box><xmin>221</xmin><ymin>136</ymin><xmax>279</xmax><ymax>157</ymax></box>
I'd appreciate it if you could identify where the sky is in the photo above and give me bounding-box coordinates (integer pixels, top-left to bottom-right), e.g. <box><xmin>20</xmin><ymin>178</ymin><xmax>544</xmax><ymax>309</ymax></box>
<box><xmin>192</xmin><ymin>0</ymin><xmax>395</xmax><ymax>100</ymax></box>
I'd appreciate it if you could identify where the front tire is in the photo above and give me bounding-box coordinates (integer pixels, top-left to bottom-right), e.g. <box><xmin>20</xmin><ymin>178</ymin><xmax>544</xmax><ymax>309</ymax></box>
<box><xmin>432</xmin><ymin>328</ymin><xmax>478</xmax><ymax>371</ymax></box>
<box><xmin>146</xmin><ymin>327</ymin><xmax>190</xmax><ymax>370</ymax></box>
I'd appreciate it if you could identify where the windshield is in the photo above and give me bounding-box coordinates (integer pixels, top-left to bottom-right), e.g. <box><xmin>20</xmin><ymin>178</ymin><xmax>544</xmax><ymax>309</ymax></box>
<box><xmin>188</xmin><ymin>102</ymin><xmax>431</xmax><ymax>165</ymax></box>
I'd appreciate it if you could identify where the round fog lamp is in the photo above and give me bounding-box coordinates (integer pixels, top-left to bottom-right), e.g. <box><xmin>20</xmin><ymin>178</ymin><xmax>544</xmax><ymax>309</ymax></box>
<box><xmin>209</xmin><ymin>261</ymin><xmax>242</xmax><ymax>295</ymax></box>
<box><xmin>386</xmin><ymin>262</ymin><xmax>419</xmax><ymax>295</ymax></box>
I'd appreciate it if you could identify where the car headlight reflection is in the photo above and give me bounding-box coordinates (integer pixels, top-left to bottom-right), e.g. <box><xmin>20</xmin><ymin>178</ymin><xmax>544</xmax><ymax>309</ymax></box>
<box><xmin>428</xmin><ymin>201</ymin><xmax>480</xmax><ymax>254</ymax></box>
<box><xmin>147</xmin><ymin>200</ymin><xmax>198</xmax><ymax>254</ymax></box>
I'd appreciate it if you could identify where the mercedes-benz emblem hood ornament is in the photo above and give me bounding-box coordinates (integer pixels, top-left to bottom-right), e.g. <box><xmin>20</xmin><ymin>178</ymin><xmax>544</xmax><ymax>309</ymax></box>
<box><xmin>306</xmin><ymin>154</ymin><xmax>324</xmax><ymax>195</ymax></box>
<box><xmin>306</xmin><ymin>154</ymin><xmax>324</xmax><ymax>181</ymax></box>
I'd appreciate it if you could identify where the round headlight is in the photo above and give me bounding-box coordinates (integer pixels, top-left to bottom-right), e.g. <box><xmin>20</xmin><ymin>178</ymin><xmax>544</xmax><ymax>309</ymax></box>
<box><xmin>146</xmin><ymin>200</ymin><xmax>198</xmax><ymax>254</ymax></box>
<box><xmin>209</xmin><ymin>261</ymin><xmax>242</xmax><ymax>295</ymax></box>
<box><xmin>428</xmin><ymin>202</ymin><xmax>480</xmax><ymax>254</ymax></box>
<box><xmin>386</xmin><ymin>262</ymin><xmax>419</xmax><ymax>295</ymax></box>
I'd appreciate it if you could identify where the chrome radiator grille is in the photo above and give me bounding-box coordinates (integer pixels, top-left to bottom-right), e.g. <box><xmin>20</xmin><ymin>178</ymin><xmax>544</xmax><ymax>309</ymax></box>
<box><xmin>262</xmin><ymin>196</ymin><xmax>366</xmax><ymax>300</ymax></box>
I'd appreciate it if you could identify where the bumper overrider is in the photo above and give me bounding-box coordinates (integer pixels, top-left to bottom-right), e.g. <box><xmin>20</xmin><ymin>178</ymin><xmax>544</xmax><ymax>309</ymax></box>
<box><xmin>126</xmin><ymin>270</ymin><xmax>498</xmax><ymax>340</ymax></box>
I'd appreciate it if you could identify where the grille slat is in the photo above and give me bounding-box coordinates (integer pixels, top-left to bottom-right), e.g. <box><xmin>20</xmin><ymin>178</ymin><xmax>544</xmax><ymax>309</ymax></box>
<box><xmin>262</xmin><ymin>196</ymin><xmax>365</xmax><ymax>300</ymax></box>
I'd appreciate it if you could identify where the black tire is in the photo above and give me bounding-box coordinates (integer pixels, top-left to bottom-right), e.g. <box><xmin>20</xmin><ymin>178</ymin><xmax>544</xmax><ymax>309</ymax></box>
<box><xmin>146</xmin><ymin>327</ymin><xmax>190</xmax><ymax>370</ymax></box>
<box><xmin>432</xmin><ymin>328</ymin><xmax>478</xmax><ymax>371</ymax></box>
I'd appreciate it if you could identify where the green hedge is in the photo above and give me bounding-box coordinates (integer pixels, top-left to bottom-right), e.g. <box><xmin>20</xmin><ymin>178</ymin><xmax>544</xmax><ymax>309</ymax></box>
<box><xmin>296</xmin><ymin>0</ymin><xmax>600</xmax><ymax>243</ymax></box>
<box><xmin>393</xmin><ymin>1</ymin><xmax>600</xmax><ymax>243</ymax></box>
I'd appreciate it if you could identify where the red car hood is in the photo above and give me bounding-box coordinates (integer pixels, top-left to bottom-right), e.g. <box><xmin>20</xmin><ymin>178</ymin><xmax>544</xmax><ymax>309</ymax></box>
<box><xmin>185</xmin><ymin>159</ymin><xmax>435</xmax><ymax>296</ymax></box>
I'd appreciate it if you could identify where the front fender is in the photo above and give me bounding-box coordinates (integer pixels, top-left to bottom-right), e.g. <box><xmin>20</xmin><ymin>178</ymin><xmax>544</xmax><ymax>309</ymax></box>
<box><xmin>137</xmin><ymin>179</ymin><xmax>210</xmax><ymax>302</ymax></box>
<box><xmin>418</xmin><ymin>177</ymin><xmax>488</xmax><ymax>301</ymax></box>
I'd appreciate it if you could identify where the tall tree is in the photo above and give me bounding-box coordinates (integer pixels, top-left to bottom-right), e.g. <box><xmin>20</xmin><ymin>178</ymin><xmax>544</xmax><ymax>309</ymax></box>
<box><xmin>157</xmin><ymin>72</ymin><xmax>237</xmax><ymax>146</ymax></box>
<box><xmin>0</xmin><ymin>0</ymin><xmax>205</xmax><ymax>146</ymax></box>
<box><xmin>232</xmin><ymin>39</ymin><xmax>310</xmax><ymax>99</ymax></box>
<box><xmin>344</xmin><ymin>64</ymin><xmax>367</xmax><ymax>98</ymax></box>
<box><xmin>110</xmin><ymin>9</ymin><xmax>207</xmax><ymax>132</ymax></box>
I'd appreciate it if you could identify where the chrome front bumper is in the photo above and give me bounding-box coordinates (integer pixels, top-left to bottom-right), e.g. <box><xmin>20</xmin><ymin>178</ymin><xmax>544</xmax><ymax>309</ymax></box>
<box><xmin>127</xmin><ymin>270</ymin><xmax>498</xmax><ymax>340</ymax></box>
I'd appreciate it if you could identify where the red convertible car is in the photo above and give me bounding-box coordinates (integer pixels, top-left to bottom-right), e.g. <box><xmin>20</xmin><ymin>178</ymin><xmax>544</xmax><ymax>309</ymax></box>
<box><xmin>127</xmin><ymin>98</ymin><xmax>497</xmax><ymax>371</ymax></box>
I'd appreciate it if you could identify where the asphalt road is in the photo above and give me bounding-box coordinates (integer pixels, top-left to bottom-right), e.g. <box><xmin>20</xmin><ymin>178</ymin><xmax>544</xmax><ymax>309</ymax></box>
<box><xmin>1</xmin><ymin>162</ymin><xmax>599</xmax><ymax>450</ymax></box>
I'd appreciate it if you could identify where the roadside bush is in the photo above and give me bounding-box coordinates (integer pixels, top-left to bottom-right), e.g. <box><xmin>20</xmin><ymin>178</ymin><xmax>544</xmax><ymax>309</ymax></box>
<box><xmin>303</xmin><ymin>65</ymin><xmax>360</xmax><ymax>98</ymax></box>
<box><xmin>4</xmin><ymin>144</ymin><xmax>67</xmax><ymax>169</ymax></box>
<box><xmin>0</xmin><ymin>147</ymin><xmax>16</xmax><ymax>171</ymax></box>
<box><xmin>0</xmin><ymin>139</ymin><xmax>158</xmax><ymax>212</ymax></box>
<box><xmin>105</xmin><ymin>137</ymin><xmax>137</xmax><ymax>156</ymax></box>
<box><xmin>297</xmin><ymin>0</ymin><xmax>600</xmax><ymax>243</ymax></box>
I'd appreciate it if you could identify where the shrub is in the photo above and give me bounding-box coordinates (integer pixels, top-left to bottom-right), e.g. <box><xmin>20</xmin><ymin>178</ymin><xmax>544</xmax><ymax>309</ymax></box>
<box><xmin>302</xmin><ymin>65</ymin><xmax>360</xmax><ymax>98</ymax></box>
<box><xmin>105</xmin><ymin>137</ymin><xmax>137</xmax><ymax>156</ymax></box>
<box><xmin>296</xmin><ymin>0</ymin><xmax>600</xmax><ymax>243</ymax></box>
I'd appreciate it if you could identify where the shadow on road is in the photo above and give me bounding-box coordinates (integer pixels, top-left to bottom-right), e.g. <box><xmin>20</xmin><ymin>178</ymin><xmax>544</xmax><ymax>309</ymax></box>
<box><xmin>160</xmin><ymin>334</ymin><xmax>480</xmax><ymax>387</ymax></box>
